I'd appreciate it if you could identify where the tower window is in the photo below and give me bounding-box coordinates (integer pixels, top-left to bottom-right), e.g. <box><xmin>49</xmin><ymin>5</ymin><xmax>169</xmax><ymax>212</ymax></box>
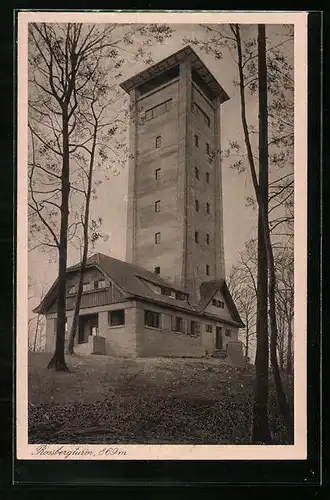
<box><xmin>155</xmin><ymin>168</ymin><xmax>161</xmax><ymax>180</ymax></box>
<box><xmin>195</xmin><ymin>199</ymin><xmax>199</xmax><ymax>212</ymax></box>
<box><xmin>206</xmin><ymin>202</ymin><xmax>210</xmax><ymax>214</ymax></box>
<box><xmin>194</xmin><ymin>134</ymin><xmax>199</xmax><ymax>147</ymax></box>
<box><xmin>195</xmin><ymin>167</ymin><xmax>199</xmax><ymax>180</ymax></box>
<box><xmin>155</xmin><ymin>135</ymin><xmax>162</xmax><ymax>148</ymax></box>
<box><xmin>154</xmin><ymin>266</ymin><xmax>160</xmax><ymax>275</ymax></box>
<box><xmin>206</xmin><ymin>142</ymin><xmax>210</xmax><ymax>155</ymax></box>
<box><xmin>206</xmin><ymin>172</ymin><xmax>210</xmax><ymax>183</ymax></box>
<box><xmin>155</xmin><ymin>200</ymin><xmax>160</xmax><ymax>212</ymax></box>
<box><xmin>206</xmin><ymin>233</ymin><xmax>210</xmax><ymax>245</ymax></box>
<box><xmin>155</xmin><ymin>232</ymin><xmax>161</xmax><ymax>244</ymax></box>
<box><xmin>192</xmin><ymin>101</ymin><xmax>210</xmax><ymax>127</ymax></box>
<box><xmin>206</xmin><ymin>264</ymin><xmax>210</xmax><ymax>276</ymax></box>
<box><xmin>145</xmin><ymin>99</ymin><xmax>172</xmax><ymax>122</ymax></box>
<box><xmin>194</xmin><ymin>231</ymin><xmax>199</xmax><ymax>243</ymax></box>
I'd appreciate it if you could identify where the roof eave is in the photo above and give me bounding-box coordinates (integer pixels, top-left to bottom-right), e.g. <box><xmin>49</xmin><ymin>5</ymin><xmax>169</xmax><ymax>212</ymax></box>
<box><xmin>119</xmin><ymin>45</ymin><xmax>230</xmax><ymax>103</ymax></box>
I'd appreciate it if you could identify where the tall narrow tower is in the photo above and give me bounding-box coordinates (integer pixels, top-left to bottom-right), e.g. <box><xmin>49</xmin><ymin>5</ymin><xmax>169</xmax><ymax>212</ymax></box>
<box><xmin>120</xmin><ymin>46</ymin><xmax>230</xmax><ymax>297</ymax></box>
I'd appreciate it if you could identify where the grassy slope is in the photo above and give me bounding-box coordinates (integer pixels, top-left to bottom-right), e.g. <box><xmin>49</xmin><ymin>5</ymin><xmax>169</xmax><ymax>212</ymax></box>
<box><xmin>28</xmin><ymin>353</ymin><xmax>292</xmax><ymax>444</ymax></box>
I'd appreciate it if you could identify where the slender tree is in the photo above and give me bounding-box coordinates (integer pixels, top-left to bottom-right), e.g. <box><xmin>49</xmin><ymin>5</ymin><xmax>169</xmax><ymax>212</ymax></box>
<box><xmin>252</xmin><ymin>24</ymin><xmax>271</xmax><ymax>443</ymax></box>
<box><xmin>28</xmin><ymin>22</ymin><xmax>173</xmax><ymax>370</ymax></box>
<box><xmin>184</xmin><ymin>23</ymin><xmax>294</xmax><ymax>439</ymax></box>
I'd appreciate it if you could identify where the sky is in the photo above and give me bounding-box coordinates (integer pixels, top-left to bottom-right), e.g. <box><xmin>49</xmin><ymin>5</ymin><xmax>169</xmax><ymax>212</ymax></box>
<box><xmin>28</xmin><ymin>23</ymin><xmax>293</xmax><ymax>310</ymax></box>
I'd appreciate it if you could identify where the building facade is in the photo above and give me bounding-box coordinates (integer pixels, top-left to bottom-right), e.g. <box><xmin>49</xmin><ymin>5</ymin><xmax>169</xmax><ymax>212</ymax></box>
<box><xmin>35</xmin><ymin>47</ymin><xmax>245</xmax><ymax>366</ymax></box>
<box><xmin>122</xmin><ymin>46</ymin><xmax>229</xmax><ymax>300</ymax></box>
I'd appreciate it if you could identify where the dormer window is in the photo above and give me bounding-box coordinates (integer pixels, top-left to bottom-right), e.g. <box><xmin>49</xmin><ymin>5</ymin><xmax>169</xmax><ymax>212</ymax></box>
<box><xmin>83</xmin><ymin>282</ymin><xmax>91</xmax><ymax>292</ymax></box>
<box><xmin>98</xmin><ymin>279</ymin><xmax>106</xmax><ymax>289</ymax></box>
<box><xmin>212</xmin><ymin>299</ymin><xmax>225</xmax><ymax>308</ymax></box>
<box><xmin>154</xmin><ymin>266</ymin><xmax>160</xmax><ymax>275</ymax></box>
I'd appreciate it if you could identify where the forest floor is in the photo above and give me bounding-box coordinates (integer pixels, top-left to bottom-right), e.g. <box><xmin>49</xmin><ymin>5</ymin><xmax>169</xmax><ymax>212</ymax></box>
<box><xmin>28</xmin><ymin>352</ymin><xmax>293</xmax><ymax>445</ymax></box>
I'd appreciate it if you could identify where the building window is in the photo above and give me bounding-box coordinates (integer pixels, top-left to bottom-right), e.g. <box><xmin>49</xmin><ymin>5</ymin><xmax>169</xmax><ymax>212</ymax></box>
<box><xmin>194</xmin><ymin>231</ymin><xmax>199</xmax><ymax>243</ymax></box>
<box><xmin>206</xmin><ymin>202</ymin><xmax>210</xmax><ymax>214</ymax></box>
<box><xmin>93</xmin><ymin>280</ymin><xmax>99</xmax><ymax>290</ymax></box>
<box><xmin>194</xmin><ymin>134</ymin><xmax>199</xmax><ymax>147</ymax></box>
<box><xmin>175</xmin><ymin>291</ymin><xmax>186</xmax><ymax>300</ymax></box>
<box><xmin>206</xmin><ymin>264</ymin><xmax>210</xmax><ymax>275</ymax></box>
<box><xmin>68</xmin><ymin>284</ymin><xmax>76</xmax><ymax>295</ymax></box>
<box><xmin>155</xmin><ymin>168</ymin><xmax>161</xmax><ymax>180</ymax></box>
<box><xmin>161</xmin><ymin>287</ymin><xmax>172</xmax><ymax>296</ymax></box>
<box><xmin>155</xmin><ymin>232</ymin><xmax>161</xmax><ymax>244</ymax></box>
<box><xmin>171</xmin><ymin>316</ymin><xmax>186</xmax><ymax>333</ymax></box>
<box><xmin>195</xmin><ymin>199</ymin><xmax>199</xmax><ymax>212</ymax></box>
<box><xmin>155</xmin><ymin>135</ymin><xmax>162</xmax><ymax>148</ymax></box>
<box><xmin>206</xmin><ymin>172</ymin><xmax>210</xmax><ymax>183</ymax></box>
<box><xmin>225</xmin><ymin>329</ymin><xmax>231</xmax><ymax>337</ymax></box>
<box><xmin>154</xmin><ymin>266</ymin><xmax>160</xmax><ymax>275</ymax></box>
<box><xmin>206</xmin><ymin>142</ymin><xmax>210</xmax><ymax>155</ymax></box>
<box><xmin>190</xmin><ymin>321</ymin><xmax>200</xmax><ymax>335</ymax></box>
<box><xmin>145</xmin><ymin>310</ymin><xmax>161</xmax><ymax>328</ymax></box>
<box><xmin>109</xmin><ymin>309</ymin><xmax>125</xmax><ymax>327</ymax></box>
<box><xmin>155</xmin><ymin>200</ymin><xmax>160</xmax><ymax>212</ymax></box>
<box><xmin>195</xmin><ymin>167</ymin><xmax>199</xmax><ymax>180</ymax></box>
<box><xmin>83</xmin><ymin>282</ymin><xmax>91</xmax><ymax>292</ymax></box>
<box><xmin>192</xmin><ymin>101</ymin><xmax>210</xmax><ymax>127</ymax></box>
<box><xmin>206</xmin><ymin>324</ymin><xmax>213</xmax><ymax>333</ymax></box>
<box><xmin>206</xmin><ymin>233</ymin><xmax>210</xmax><ymax>245</ymax></box>
<box><xmin>98</xmin><ymin>279</ymin><xmax>106</xmax><ymax>289</ymax></box>
<box><xmin>212</xmin><ymin>299</ymin><xmax>225</xmax><ymax>308</ymax></box>
<box><xmin>145</xmin><ymin>98</ymin><xmax>172</xmax><ymax>122</ymax></box>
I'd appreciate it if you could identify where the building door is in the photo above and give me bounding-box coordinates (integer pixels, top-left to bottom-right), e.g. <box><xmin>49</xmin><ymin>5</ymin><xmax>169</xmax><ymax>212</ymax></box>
<box><xmin>78</xmin><ymin>314</ymin><xmax>99</xmax><ymax>343</ymax></box>
<box><xmin>216</xmin><ymin>326</ymin><xmax>223</xmax><ymax>350</ymax></box>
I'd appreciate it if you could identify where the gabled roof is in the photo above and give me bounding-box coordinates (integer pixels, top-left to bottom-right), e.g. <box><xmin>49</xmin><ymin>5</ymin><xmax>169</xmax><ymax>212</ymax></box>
<box><xmin>33</xmin><ymin>253</ymin><xmax>244</xmax><ymax>327</ymax></box>
<box><xmin>197</xmin><ymin>279</ymin><xmax>245</xmax><ymax>327</ymax></box>
<box><xmin>34</xmin><ymin>253</ymin><xmax>188</xmax><ymax>315</ymax></box>
<box><xmin>120</xmin><ymin>45</ymin><xmax>230</xmax><ymax>104</ymax></box>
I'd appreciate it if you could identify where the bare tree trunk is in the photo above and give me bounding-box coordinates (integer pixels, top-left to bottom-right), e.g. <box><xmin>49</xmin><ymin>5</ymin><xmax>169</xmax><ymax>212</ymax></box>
<box><xmin>286</xmin><ymin>318</ymin><xmax>293</xmax><ymax>375</ymax></box>
<box><xmin>48</xmin><ymin>110</ymin><xmax>70</xmax><ymax>372</ymax></box>
<box><xmin>33</xmin><ymin>314</ymin><xmax>41</xmax><ymax>352</ymax></box>
<box><xmin>67</xmin><ymin>120</ymin><xmax>97</xmax><ymax>354</ymax></box>
<box><xmin>245</xmin><ymin>318</ymin><xmax>249</xmax><ymax>359</ymax></box>
<box><xmin>251</xmin><ymin>24</ymin><xmax>271</xmax><ymax>444</ymax></box>
<box><xmin>258</xmin><ymin>25</ymin><xmax>293</xmax><ymax>440</ymax></box>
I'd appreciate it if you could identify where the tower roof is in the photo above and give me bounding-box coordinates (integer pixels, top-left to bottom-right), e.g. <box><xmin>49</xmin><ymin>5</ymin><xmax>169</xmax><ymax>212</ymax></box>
<box><xmin>120</xmin><ymin>45</ymin><xmax>230</xmax><ymax>104</ymax></box>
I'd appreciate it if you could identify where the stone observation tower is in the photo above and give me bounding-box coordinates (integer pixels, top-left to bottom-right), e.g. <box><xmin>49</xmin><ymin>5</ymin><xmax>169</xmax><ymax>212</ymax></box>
<box><xmin>120</xmin><ymin>46</ymin><xmax>230</xmax><ymax>298</ymax></box>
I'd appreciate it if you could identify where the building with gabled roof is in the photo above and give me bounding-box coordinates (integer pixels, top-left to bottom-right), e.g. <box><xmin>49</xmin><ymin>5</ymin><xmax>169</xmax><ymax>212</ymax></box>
<box><xmin>36</xmin><ymin>46</ymin><xmax>245</xmax><ymax>365</ymax></box>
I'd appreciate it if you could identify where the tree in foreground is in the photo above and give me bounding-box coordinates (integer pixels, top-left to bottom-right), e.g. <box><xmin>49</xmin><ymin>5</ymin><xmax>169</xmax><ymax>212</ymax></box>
<box><xmin>184</xmin><ymin>23</ymin><xmax>294</xmax><ymax>441</ymax></box>
<box><xmin>28</xmin><ymin>22</ymin><xmax>173</xmax><ymax>370</ymax></box>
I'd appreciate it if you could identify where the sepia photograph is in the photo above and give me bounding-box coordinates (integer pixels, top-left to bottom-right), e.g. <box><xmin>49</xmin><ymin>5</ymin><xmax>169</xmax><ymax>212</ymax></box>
<box><xmin>16</xmin><ymin>11</ymin><xmax>307</xmax><ymax>460</ymax></box>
